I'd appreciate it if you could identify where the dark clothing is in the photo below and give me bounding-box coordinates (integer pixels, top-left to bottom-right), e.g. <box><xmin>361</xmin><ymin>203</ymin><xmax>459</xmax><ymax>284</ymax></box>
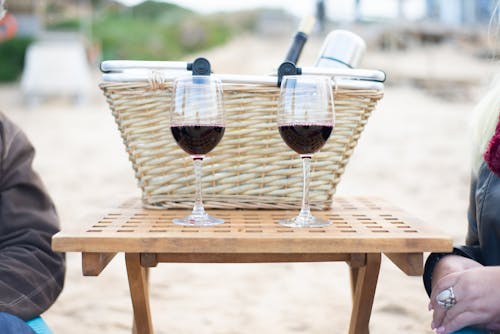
<box><xmin>0</xmin><ymin>112</ymin><xmax>65</xmax><ymax>320</ymax></box>
<box><xmin>423</xmin><ymin>161</ymin><xmax>500</xmax><ymax>295</ymax></box>
<box><xmin>464</xmin><ymin>160</ymin><xmax>500</xmax><ymax>265</ymax></box>
<box><xmin>0</xmin><ymin>313</ymin><xmax>36</xmax><ymax>334</ymax></box>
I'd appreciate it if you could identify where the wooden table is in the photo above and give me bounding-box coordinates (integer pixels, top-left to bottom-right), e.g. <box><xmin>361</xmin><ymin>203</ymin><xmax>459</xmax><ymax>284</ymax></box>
<box><xmin>52</xmin><ymin>197</ymin><xmax>452</xmax><ymax>334</ymax></box>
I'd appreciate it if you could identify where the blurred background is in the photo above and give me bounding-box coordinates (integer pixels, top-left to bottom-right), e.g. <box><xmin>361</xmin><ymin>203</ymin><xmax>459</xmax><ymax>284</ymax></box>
<box><xmin>1</xmin><ymin>0</ymin><xmax>500</xmax><ymax>333</ymax></box>
<box><xmin>2</xmin><ymin>0</ymin><xmax>499</xmax><ymax>101</ymax></box>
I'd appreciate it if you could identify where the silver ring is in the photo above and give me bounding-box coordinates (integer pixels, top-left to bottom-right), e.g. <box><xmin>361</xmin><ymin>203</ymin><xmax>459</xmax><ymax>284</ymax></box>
<box><xmin>436</xmin><ymin>286</ymin><xmax>456</xmax><ymax>310</ymax></box>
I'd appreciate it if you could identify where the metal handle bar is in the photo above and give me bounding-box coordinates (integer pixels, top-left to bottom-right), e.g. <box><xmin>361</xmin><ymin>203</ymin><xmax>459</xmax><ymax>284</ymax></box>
<box><xmin>100</xmin><ymin>60</ymin><xmax>189</xmax><ymax>73</ymax></box>
<box><xmin>101</xmin><ymin>71</ymin><xmax>384</xmax><ymax>90</ymax></box>
<box><xmin>100</xmin><ymin>60</ymin><xmax>386</xmax><ymax>83</ymax></box>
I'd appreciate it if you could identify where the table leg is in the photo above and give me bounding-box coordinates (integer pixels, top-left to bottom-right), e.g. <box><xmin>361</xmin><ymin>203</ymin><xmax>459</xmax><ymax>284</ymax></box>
<box><xmin>126</xmin><ymin>253</ymin><xmax>153</xmax><ymax>334</ymax></box>
<box><xmin>82</xmin><ymin>252</ymin><xmax>117</xmax><ymax>276</ymax></box>
<box><xmin>348</xmin><ymin>253</ymin><xmax>381</xmax><ymax>334</ymax></box>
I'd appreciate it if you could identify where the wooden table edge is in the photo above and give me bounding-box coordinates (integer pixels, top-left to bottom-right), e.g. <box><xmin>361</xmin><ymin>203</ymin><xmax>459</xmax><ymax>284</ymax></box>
<box><xmin>52</xmin><ymin>232</ymin><xmax>453</xmax><ymax>254</ymax></box>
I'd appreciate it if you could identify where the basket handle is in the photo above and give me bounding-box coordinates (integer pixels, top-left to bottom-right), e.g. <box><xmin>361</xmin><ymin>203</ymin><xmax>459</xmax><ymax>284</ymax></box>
<box><xmin>100</xmin><ymin>60</ymin><xmax>189</xmax><ymax>73</ymax></box>
<box><xmin>101</xmin><ymin>59</ymin><xmax>385</xmax><ymax>82</ymax></box>
<box><xmin>101</xmin><ymin>57</ymin><xmax>212</xmax><ymax>75</ymax></box>
<box><xmin>100</xmin><ymin>59</ymin><xmax>385</xmax><ymax>90</ymax></box>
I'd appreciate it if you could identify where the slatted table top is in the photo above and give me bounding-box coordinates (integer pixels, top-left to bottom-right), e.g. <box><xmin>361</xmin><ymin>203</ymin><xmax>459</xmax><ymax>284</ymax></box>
<box><xmin>52</xmin><ymin>197</ymin><xmax>453</xmax><ymax>254</ymax></box>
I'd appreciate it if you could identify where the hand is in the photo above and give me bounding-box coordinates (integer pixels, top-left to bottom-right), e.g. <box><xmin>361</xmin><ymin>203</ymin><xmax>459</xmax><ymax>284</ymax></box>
<box><xmin>429</xmin><ymin>266</ymin><xmax>500</xmax><ymax>333</ymax></box>
<box><xmin>430</xmin><ymin>255</ymin><xmax>482</xmax><ymax>293</ymax></box>
<box><xmin>428</xmin><ymin>255</ymin><xmax>482</xmax><ymax>332</ymax></box>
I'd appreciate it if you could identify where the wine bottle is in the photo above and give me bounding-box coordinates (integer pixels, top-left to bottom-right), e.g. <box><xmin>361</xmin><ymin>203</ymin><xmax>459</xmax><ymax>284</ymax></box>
<box><xmin>315</xmin><ymin>30</ymin><xmax>366</xmax><ymax>68</ymax></box>
<box><xmin>284</xmin><ymin>15</ymin><xmax>316</xmax><ymax>64</ymax></box>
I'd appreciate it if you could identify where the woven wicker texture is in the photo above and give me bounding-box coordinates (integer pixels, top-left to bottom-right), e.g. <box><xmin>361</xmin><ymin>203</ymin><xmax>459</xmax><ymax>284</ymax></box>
<box><xmin>100</xmin><ymin>80</ymin><xmax>383</xmax><ymax>209</ymax></box>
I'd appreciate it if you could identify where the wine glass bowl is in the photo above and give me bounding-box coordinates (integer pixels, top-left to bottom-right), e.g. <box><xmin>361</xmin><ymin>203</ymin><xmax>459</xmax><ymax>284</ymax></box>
<box><xmin>170</xmin><ymin>75</ymin><xmax>225</xmax><ymax>226</ymax></box>
<box><xmin>277</xmin><ymin>75</ymin><xmax>335</xmax><ymax>228</ymax></box>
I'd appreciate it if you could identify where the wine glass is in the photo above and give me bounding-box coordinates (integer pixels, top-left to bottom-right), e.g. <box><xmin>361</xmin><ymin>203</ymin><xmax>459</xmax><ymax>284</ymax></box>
<box><xmin>277</xmin><ymin>75</ymin><xmax>335</xmax><ymax>228</ymax></box>
<box><xmin>170</xmin><ymin>75</ymin><xmax>225</xmax><ymax>226</ymax></box>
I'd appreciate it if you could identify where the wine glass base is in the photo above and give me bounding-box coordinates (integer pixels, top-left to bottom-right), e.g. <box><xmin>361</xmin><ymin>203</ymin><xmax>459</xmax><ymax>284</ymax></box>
<box><xmin>278</xmin><ymin>215</ymin><xmax>331</xmax><ymax>228</ymax></box>
<box><xmin>173</xmin><ymin>213</ymin><xmax>224</xmax><ymax>226</ymax></box>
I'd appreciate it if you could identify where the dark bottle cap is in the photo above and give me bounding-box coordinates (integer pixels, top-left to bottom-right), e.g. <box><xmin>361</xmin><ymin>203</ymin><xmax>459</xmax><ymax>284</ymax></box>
<box><xmin>277</xmin><ymin>61</ymin><xmax>302</xmax><ymax>87</ymax></box>
<box><xmin>188</xmin><ymin>57</ymin><xmax>211</xmax><ymax>76</ymax></box>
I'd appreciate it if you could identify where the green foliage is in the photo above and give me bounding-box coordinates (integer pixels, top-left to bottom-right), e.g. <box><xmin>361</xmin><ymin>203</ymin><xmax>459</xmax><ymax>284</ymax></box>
<box><xmin>130</xmin><ymin>1</ymin><xmax>192</xmax><ymax>19</ymax></box>
<box><xmin>0</xmin><ymin>1</ymin><xmax>260</xmax><ymax>82</ymax></box>
<box><xmin>92</xmin><ymin>1</ymin><xmax>257</xmax><ymax>61</ymax></box>
<box><xmin>46</xmin><ymin>18</ymin><xmax>81</xmax><ymax>31</ymax></box>
<box><xmin>93</xmin><ymin>11</ymin><xmax>185</xmax><ymax>60</ymax></box>
<box><xmin>0</xmin><ymin>37</ymin><xmax>34</xmax><ymax>82</ymax></box>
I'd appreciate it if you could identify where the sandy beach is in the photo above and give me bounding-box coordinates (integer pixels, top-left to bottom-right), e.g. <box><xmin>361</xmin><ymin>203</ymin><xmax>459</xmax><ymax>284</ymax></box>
<box><xmin>1</xmin><ymin>32</ymin><xmax>499</xmax><ymax>333</ymax></box>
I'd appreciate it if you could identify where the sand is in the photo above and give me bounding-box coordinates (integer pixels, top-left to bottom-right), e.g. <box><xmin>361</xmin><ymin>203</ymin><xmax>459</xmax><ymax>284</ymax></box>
<box><xmin>1</xmin><ymin>32</ymin><xmax>499</xmax><ymax>333</ymax></box>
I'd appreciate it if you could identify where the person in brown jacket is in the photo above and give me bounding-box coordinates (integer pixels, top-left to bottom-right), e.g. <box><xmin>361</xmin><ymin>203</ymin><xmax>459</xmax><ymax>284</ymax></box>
<box><xmin>0</xmin><ymin>3</ymin><xmax>66</xmax><ymax>326</ymax></box>
<box><xmin>0</xmin><ymin>111</ymin><xmax>66</xmax><ymax>333</ymax></box>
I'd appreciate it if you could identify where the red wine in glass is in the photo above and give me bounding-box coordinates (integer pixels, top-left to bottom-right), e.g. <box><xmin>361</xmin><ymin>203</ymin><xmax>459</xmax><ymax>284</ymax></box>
<box><xmin>171</xmin><ymin>125</ymin><xmax>225</xmax><ymax>157</ymax></box>
<box><xmin>277</xmin><ymin>75</ymin><xmax>335</xmax><ymax>228</ymax></box>
<box><xmin>278</xmin><ymin>123</ymin><xmax>332</xmax><ymax>156</ymax></box>
<box><xmin>170</xmin><ymin>75</ymin><xmax>225</xmax><ymax>226</ymax></box>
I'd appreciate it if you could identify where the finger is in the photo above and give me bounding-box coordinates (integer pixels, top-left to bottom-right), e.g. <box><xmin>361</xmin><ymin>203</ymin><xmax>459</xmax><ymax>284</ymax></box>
<box><xmin>430</xmin><ymin>272</ymin><xmax>459</xmax><ymax>305</ymax></box>
<box><xmin>432</xmin><ymin>307</ymin><xmax>447</xmax><ymax>330</ymax></box>
<box><xmin>432</xmin><ymin>286</ymin><xmax>454</xmax><ymax>329</ymax></box>
<box><xmin>430</xmin><ymin>274</ymin><xmax>461</xmax><ymax>328</ymax></box>
<box><xmin>441</xmin><ymin>295</ymin><xmax>487</xmax><ymax>333</ymax></box>
<box><xmin>432</xmin><ymin>290</ymin><xmax>459</xmax><ymax>328</ymax></box>
<box><xmin>437</xmin><ymin>311</ymin><xmax>480</xmax><ymax>334</ymax></box>
<box><xmin>437</xmin><ymin>282</ymin><xmax>469</xmax><ymax>323</ymax></box>
<box><xmin>438</xmin><ymin>309</ymin><xmax>467</xmax><ymax>333</ymax></box>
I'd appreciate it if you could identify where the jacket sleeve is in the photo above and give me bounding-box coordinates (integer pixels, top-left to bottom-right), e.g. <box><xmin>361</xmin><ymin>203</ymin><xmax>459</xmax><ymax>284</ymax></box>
<box><xmin>0</xmin><ymin>114</ymin><xmax>65</xmax><ymax>320</ymax></box>
<box><xmin>453</xmin><ymin>171</ymin><xmax>483</xmax><ymax>262</ymax></box>
<box><xmin>474</xmin><ymin>161</ymin><xmax>500</xmax><ymax>266</ymax></box>
<box><xmin>422</xmin><ymin>173</ymin><xmax>483</xmax><ymax>297</ymax></box>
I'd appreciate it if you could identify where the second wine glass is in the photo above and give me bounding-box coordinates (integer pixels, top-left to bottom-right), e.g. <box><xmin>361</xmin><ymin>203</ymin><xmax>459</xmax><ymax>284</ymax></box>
<box><xmin>170</xmin><ymin>75</ymin><xmax>225</xmax><ymax>226</ymax></box>
<box><xmin>277</xmin><ymin>75</ymin><xmax>335</xmax><ymax>228</ymax></box>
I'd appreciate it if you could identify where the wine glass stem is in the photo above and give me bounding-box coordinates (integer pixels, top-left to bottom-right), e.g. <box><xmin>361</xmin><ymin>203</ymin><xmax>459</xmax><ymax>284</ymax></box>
<box><xmin>192</xmin><ymin>157</ymin><xmax>206</xmax><ymax>216</ymax></box>
<box><xmin>299</xmin><ymin>156</ymin><xmax>312</xmax><ymax>219</ymax></box>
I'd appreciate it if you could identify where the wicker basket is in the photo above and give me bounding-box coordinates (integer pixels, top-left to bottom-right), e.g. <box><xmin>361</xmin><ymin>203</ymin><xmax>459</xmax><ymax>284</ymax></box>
<box><xmin>100</xmin><ymin>75</ymin><xmax>383</xmax><ymax>210</ymax></box>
